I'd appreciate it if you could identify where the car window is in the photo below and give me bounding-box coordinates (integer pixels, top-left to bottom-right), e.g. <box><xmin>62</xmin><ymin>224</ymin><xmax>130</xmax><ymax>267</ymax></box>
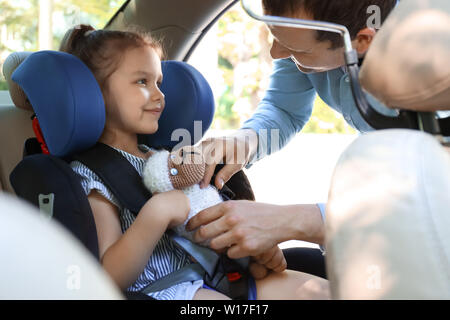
<box><xmin>0</xmin><ymin>0</ymin><xmax>126</xmax><ymax>91</ymax></box>
<box><xmin>188</xmin><ymin>3</ymin><xmax>358</xmax><ymax>250</ymax></box>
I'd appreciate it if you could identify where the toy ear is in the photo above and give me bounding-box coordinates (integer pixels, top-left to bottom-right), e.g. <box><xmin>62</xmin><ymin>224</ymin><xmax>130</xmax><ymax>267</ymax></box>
<box><xmin>142</xmin><ymin>150</ymin><xmax>173</xmax><ymax>193</ymax></box>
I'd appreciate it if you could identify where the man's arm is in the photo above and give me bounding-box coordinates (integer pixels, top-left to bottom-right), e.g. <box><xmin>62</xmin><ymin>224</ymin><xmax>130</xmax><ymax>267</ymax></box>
<box><xmin>187</xmin><ymin>200</ymin><xmax>325</xmax><ymax>259</ymax></box>
<box><xmin>241</xmin><ymin>58</ymin><xmax>316</xmax><ymax>166</ymax></box>
<box><xmin>200</xmin><ymin>59</ymin><xmax>316</xmax><ymax>189</ymax></box>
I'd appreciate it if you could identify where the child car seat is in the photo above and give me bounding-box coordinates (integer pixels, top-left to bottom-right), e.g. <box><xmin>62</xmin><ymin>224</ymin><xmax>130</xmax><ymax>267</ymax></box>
<box><xmin>8</xmin><ymin>51</ymin><xmax>255</xmax><ymax>299</ymax></box>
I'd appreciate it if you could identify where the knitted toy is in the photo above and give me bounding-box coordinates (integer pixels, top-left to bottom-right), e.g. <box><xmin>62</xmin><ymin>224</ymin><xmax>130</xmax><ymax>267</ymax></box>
<box><xmin>142</xmin><ymin>146</ymin><xmax>223</xmax><ymax>243</ymax></box>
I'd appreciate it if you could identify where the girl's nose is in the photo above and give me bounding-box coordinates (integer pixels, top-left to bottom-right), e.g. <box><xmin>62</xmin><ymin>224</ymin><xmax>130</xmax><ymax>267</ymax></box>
<box><xmin>270</xmin><ymin>40</ymin><xmax>291</xmax><ymax>60</ymax></box>
<box><xmin>152</xmin><ymin>85</ymin><xmax>165</xmax><ymax>102</ymax></box>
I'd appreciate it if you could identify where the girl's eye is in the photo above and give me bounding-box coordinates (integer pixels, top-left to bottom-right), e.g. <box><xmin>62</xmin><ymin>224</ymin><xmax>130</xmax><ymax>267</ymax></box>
<box><xmin>157</xmin><ymin>81</ymin><xmax>162</xmax><ymax>88</ymax></box>
<box><xmin>137</xmin><ymin>79</ymin><xmax>147</xmax><ymax>85</ymax></box>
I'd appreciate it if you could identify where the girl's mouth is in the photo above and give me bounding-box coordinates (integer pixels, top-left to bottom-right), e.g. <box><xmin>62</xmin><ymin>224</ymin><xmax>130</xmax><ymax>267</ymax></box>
<box><xmin>144</xmin><ymin>107</ymin><xmax>163</xmax><ymax>115</ymax></box>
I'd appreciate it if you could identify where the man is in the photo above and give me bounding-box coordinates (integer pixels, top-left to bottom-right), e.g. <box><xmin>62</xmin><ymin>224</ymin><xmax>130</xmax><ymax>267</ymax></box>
<box><xmin>187</xmin><ymin>0</ymin><xmax>398</xmax><ymax>275</ymax></box>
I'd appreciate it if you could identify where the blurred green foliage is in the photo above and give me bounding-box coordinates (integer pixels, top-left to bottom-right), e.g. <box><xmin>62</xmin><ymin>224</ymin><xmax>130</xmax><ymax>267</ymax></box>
<box><xmin>0</xmin><ymin>0</ymin><xmax>123</xmax><ymax>90</ymax></box>
<box><xmin>0</xmin><ymin>81</ymin><xmax>8</xmax><ymax>91</ymax></box>
<box><xmin>303</xmin><ymin>97</ymin><xmax>357</xmax><ymax>134</ymax></box>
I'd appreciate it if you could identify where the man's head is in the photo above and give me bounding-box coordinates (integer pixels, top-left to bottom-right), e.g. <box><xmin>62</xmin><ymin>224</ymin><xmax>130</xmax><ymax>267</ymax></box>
<box><xmin>262</xmin><ymin>0</ymin><xmax>397</xmax><ymax>73</ymax></box>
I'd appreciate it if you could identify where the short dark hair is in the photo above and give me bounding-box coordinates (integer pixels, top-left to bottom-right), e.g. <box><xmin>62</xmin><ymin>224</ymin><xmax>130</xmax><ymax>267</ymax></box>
<box><xmin>262</xmin><ymin>0</ymin><xmax>397</xmax><ymax>49</ymax></box>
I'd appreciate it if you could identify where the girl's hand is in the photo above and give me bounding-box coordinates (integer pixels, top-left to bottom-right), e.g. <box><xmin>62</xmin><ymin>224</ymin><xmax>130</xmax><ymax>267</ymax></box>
<box><xmin>142</xmin><ymin>190</ymin><xmax>190</xmax><ymax>229</ymax></box>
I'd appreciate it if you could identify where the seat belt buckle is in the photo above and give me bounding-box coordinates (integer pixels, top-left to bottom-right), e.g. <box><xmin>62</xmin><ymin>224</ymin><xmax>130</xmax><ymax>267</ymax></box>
<box><xmin>226</xmin><ymin>272</ymin><xmax>242</xmax><ymax>282</ymax></box>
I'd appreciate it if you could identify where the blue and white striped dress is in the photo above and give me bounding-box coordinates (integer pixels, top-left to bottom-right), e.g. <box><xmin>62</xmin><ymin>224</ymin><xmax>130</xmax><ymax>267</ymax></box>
<box><xmin>70</xmin><ymin>144</ymin><xmax>204</xmax><ymax>300</ymax></box>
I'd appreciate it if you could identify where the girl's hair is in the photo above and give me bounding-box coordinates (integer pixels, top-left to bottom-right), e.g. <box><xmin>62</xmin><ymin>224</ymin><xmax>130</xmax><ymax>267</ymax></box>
<box><xmin>59</xmin><ymin>24</ymin><xmax>164</xmax><ymax>89</ymax></box>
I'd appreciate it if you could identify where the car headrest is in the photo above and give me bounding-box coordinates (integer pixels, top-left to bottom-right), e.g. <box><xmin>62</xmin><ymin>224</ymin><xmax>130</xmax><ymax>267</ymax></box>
<box><xmin>10</xmin><ymin>51</ymin><xmax>214</xmax><ymax>157</ymax></box>
<box><xmin>2</xmin><ymin>51</ymin><xmax>33</xmax><ymax>111</ymax></box>
<box><xmin>359</xmin><ymin>0</ymin><xmax>450</xmax><ymax>111</ymax></box>
<box><xmin>12</xmin><ymin>51</ymin><xmax>105</xmax><ymax>157</ymax></box>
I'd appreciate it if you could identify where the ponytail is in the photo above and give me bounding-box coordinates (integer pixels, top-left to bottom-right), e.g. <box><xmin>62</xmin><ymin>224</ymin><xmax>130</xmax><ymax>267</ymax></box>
<box><xmin>59</xmin><ymin>24</ymin><xmax>95</xmax><ymax>53</ymax></box>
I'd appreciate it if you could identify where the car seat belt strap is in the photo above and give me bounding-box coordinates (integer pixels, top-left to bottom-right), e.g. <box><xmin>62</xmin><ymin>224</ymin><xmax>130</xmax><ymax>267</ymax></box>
<box><xmin>167</xmin><ymin>230</ymin><xmax>220</xmax><ymax>278</ymax></box>
<box><xmin>72</xmin><ymin>142</ymin><xmax>151</xmax><ymax>215</ymax></box>
<box><xmin>140</xmin><ymin>263</ymin><xmax>205</xmax><ymax>295</ymax></box>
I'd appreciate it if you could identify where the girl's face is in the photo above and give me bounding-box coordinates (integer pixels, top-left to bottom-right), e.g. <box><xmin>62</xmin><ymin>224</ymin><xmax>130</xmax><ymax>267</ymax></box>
<box><xmin>102</xmin><ymin>45</ymin><xmax>164</xmax><ymax>136</ymax></box>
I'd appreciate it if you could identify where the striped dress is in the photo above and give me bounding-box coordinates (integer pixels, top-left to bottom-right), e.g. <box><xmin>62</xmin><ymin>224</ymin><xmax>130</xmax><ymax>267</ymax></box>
<box><xmin>70</xmin><ymin>144</ymin><xmax>204</xmax><ymax>300</ymax></box>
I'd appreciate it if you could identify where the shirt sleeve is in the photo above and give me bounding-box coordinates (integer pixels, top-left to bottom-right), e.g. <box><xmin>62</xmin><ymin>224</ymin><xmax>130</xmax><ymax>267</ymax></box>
<box><xmin>241</xmin><ymin>58</ymin><xmax>316</xmax><ymax>167</ymax></box>
<box><xmin>70</xmin><ymin>160</ymin><xmax>122</xmax><ymax>210</ymax></box>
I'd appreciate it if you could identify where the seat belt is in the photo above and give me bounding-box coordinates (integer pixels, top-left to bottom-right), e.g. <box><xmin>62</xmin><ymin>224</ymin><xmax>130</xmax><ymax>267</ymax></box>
<box><xmin>72</xmin><ymin>142</ymin><xmax>151</xmax><ymax>216</ymax></box>
<box><xmin>167</xmin><ymin>230</ymin><xmax>220</xmax><ymax>278</ymax></box>
<box><xmin>140</xmin><ymin>262</ymin><xmax>205</xmax><ymax>295</ymax></box>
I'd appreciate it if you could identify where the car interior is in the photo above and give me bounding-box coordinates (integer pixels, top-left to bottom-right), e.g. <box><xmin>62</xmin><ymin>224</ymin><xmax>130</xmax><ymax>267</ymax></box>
<box><xmin>0</xmin><ymin>0</ymin><xmax>449</xmax><ymax>299</ymax></box>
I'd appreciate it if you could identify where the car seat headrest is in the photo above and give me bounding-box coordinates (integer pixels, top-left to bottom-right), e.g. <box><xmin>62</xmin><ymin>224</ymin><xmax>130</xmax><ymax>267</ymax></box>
<box><xmin>2</xmin><ymin>51</ymin><xmax>33</xmax><ymax>111</ymax></box>
<box><xmin>359</xmin><ymin>0</ymin><xmax>450</xmax><ymax>111</ymax></box>
<box><xmin>11</xmin><ymin>51</ymin><xmax>215</xmax><ymax>157</ymax></box>
<box><xmin>140</xmin><ymin>61</ymin><xmax>215</xmax><ymax>150</ymax></box>
<box><xmin>12</xmin><ymin>51</ymin><xmax>105</xmax><ymax>157</ymax></box>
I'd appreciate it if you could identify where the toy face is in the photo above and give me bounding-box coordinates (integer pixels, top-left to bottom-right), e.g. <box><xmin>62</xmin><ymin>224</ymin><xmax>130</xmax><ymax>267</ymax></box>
<box><xmin>168</xmin><ymin>146</ymin><xmax>206</xmax><ymax>189</ymax></box>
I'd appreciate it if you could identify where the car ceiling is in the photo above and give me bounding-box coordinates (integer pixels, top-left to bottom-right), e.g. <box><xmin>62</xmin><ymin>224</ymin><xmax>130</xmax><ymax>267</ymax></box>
<box><xmin>105</xmin><ymin>0</ymin><xmax>238</xmax><ymax>61</ymax></box>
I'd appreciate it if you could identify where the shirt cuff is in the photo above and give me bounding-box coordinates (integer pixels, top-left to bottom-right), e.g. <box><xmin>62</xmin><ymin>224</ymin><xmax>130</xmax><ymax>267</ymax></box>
<box><xmin>316</xmin><ymin>203</ymin><xmax>326</xmax><ymax>255</ymax></box>
<box><xmin>238</xmin><ymin>127</ymin><xmax>264</xmax><ymax>170</ymax></box>
<box><xmin>317</xmin><ymin>203</ymin><xmax>326</xmax><ymax>222</ymax></box>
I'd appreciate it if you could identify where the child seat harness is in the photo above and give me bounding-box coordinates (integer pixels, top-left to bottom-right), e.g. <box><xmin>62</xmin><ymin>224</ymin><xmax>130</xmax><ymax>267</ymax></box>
<box><xmin>12</xmin><ymin>137</ymin><xmax>254</xmax><ymax>299</ymax></box>
<box><xmin>71</xmin><ymin>142</ymin><xmax>253</xmax><ymax>299</ymax></box>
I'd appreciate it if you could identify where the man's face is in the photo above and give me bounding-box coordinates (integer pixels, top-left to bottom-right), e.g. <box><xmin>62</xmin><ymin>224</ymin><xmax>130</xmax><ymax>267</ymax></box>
<box><xmin>267</xmin><ymin>9</ymin><xmax>347</xmax><ymax>73</ymax></box>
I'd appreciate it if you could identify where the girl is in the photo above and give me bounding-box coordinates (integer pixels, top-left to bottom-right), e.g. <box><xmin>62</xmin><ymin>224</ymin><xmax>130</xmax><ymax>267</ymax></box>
<box><xmin>63</xmin><ymin>24</ymin><xmax>330</xmax><ymax>300</ymax></box>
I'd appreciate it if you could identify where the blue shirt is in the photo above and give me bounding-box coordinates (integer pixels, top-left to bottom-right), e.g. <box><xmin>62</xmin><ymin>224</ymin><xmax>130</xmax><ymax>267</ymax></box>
<box><xmin>241</xmin><ymin>58</ymin><xmax>398</xmax><ymax>221</ymax></box>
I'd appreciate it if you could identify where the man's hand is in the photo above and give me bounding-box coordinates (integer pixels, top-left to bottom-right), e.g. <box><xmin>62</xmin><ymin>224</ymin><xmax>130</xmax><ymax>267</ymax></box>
<box><xmin>186</xmin><ymin>200</ymin><xmax>291</xmax><ymax>259</ymax></box>
<box><xmin>200</xmin><ymin>129</ymin><xmax>258</xmax><ymax>190</ymax></box>
<box><xmin>186</xmin><ymin>201</ymin><xmax>325</xmax><ymax>259</ymax></box>
<box><xmin>249</xmin><ymin>246</ymin><xmax>287</xmax><ymax>280</ymax></box>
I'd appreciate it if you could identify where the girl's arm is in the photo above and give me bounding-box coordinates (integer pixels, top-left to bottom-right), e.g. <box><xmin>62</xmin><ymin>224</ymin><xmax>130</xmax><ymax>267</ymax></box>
<box><xmin>88</xmin><ymin>189</ymin><xmax>190</xmax><ymax>290</ymax></box>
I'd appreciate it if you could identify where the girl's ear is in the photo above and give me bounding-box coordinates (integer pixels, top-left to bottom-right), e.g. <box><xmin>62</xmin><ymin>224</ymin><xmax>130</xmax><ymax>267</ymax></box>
<box><xmin>353</xmin><ymin>27</ymin><xmax>377</xmax><ymax>55</ymax></box>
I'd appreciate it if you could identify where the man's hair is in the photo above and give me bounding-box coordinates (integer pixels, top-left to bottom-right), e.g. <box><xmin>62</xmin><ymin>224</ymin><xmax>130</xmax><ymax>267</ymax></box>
<box><xmin>262</xmin><ymin>0</ymin><xmax>397</xmax><ymax>49</ymax></box>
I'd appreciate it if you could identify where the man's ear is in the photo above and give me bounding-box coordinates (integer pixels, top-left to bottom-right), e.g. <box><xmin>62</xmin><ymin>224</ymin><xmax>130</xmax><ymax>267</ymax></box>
<box><xmin>353</xmin><ymin>27</ymin><xmax>377</xmax><ymax>55</ymax></box>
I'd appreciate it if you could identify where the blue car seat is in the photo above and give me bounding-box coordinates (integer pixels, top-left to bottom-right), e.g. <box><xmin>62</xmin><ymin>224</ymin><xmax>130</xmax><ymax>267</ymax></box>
<box><xmin>9</xmin><ymin>51</ymin><xmax>255</xmax><ymax>299</ymax></box>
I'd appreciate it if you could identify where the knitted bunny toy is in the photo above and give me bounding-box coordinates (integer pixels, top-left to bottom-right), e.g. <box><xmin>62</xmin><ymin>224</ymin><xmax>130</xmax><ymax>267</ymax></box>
<box><xmin>142</xmin><ymin>146</ymin><xmax>223</xmax><ymax>243</ymax></box>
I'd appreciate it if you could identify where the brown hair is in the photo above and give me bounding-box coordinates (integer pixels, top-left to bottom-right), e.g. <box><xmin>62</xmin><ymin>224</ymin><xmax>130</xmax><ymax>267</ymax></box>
<box><xmin>59</xmin><ymin>24</ymin><xmax>164</xmax><ymax>89</ymax></box>
<box><xmin>262</xmin><ymin>0</ymin><xmax>397</xmax><ymax>49</ymax></box>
